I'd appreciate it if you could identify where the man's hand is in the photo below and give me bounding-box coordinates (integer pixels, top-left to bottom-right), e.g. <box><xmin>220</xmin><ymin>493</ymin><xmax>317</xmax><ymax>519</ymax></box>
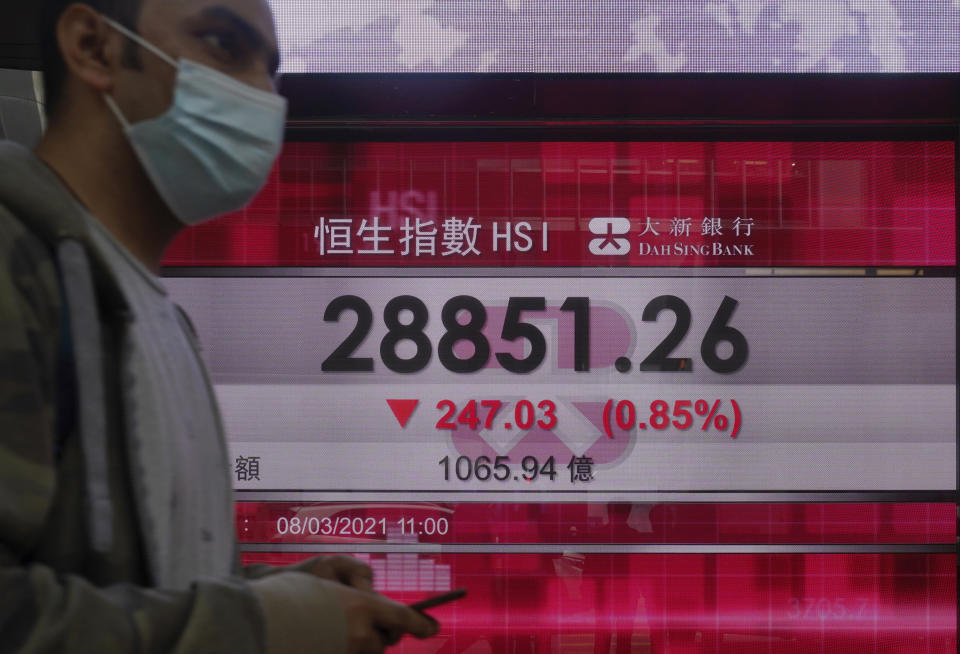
<box><xmin>331</xmin><ymin>583</ymin><xmax>439</xmax><ymax>654</ymax></box>
<box><xmin>296</xmin><ymin>555</ymin><xmax>375</xmax><ymax>591</ymax></box>
<box><xmin>292</xmin><ymin>555</ymin><xmax>439</xmax><ymax>652</ymax></box>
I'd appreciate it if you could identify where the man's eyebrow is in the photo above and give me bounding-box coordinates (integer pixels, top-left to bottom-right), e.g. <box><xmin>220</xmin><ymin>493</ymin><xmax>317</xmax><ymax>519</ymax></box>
<box><xmin>199</xmin><ymin>6</ymin><xmax>281</xmax><ymax>76</ymax></box>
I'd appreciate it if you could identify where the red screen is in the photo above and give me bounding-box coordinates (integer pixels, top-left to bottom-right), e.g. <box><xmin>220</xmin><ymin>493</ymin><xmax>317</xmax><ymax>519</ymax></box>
<box><xmin>165</xmin><ymin>140</ymin><xmax>957</xmax><ymax>653</ymax></box>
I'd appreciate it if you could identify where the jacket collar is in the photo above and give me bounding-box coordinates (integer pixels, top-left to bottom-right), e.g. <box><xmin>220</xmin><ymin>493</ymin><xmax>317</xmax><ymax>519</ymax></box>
<box><xmin>0</xmin><ymin>141</ymin><xmax>92</xmax><ymax>243</ymax></box>
<box><xmin>0</xmin><ymin>141</ymin><xmax>129</xmax><ymax>314</ymax></box>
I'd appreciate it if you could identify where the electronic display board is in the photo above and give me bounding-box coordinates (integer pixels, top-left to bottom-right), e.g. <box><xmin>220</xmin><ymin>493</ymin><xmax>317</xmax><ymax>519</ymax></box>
<box><xmin>267</xmin><ymin>0</ymin><xmax>960</xmax><ymax>73</ymax></box>
<box><xmin>164</xmin><ymin>137</ymin><xmax>957</xmax><ymax>652</ymax></box>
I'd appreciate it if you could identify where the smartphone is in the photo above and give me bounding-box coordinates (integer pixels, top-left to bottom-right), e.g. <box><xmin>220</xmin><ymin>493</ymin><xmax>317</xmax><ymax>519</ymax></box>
<box><xmin>409</xmin><ymin>588</ymin><xmax>467</xmax><ymax>612</ymax></box>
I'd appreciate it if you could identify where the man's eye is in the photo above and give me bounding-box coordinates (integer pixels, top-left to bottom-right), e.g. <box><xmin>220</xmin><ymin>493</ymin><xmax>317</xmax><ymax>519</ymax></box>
<box><xmin>201</xmin><ymin>31</ymin><xmax>241</xmax><ymax>56</ymax></box>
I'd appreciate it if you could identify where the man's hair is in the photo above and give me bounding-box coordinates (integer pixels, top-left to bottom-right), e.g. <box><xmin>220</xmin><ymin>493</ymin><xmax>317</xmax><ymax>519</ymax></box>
<box><xmin>40</xmin><ymin>0</ymin><xmax>144</xmax><ymax>117</ymax></box>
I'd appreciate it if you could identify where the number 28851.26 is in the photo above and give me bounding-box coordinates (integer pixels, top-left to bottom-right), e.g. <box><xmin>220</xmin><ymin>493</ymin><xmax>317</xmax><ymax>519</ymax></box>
<box><xmin>321</xmin><ymin>295</ymin><xmax>747</xmax><ymax>375</ymax></box>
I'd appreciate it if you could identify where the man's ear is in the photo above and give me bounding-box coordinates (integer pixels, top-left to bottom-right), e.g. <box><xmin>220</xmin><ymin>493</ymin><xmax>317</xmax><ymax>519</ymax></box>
<box><xmin>56</xmin><ymin>4</ymin><xmax>122</xmax><ymax>96</ymax></box>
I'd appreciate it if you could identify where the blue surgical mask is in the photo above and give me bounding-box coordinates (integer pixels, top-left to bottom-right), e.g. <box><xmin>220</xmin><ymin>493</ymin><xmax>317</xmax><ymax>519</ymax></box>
<box><xmin>101</xmin><ymin>16</ymin><xmax>288</xmax><ymax>226</ymax></box>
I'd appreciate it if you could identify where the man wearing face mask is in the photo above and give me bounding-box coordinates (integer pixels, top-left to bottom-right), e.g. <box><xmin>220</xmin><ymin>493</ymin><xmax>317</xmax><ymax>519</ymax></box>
<box><xmin>0</xmin><ymin>1</ymin><xmax>438</xmax><ymax>653</ymax></box>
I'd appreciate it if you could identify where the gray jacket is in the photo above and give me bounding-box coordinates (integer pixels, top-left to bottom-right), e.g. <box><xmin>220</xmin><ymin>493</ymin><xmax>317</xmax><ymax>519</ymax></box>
<box><xmin>0</xmin><ymin>141</ymin><xmax>345</xmax><ymax>654</ymax></box>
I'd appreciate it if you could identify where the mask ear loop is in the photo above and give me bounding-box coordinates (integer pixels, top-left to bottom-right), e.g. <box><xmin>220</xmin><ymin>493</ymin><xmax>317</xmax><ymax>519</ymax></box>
<box><xmin>100</xmin><ymin>14</ymin><xmax>179</xmax><ymax>68</ymax></box>
<box><xmin>103</xmin><ymin>94</ymin><xmax>132</xmax><ymax>130</ymax></box>
<box><xmin>100</xmin><ymin>14</ymin><xmax>179</xmax><ymax>130</ymax></box>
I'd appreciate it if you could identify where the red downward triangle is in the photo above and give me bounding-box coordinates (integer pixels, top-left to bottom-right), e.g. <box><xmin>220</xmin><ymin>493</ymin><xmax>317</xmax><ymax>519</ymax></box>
<box><xmin>387</xmin><ymin>399</ymin><xmax>419</xmax><ymax>428</ymax></box>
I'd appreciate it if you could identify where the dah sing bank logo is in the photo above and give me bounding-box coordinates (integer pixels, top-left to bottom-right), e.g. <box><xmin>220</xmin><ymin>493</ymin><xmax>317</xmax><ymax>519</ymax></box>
<box><xmin>589</xmin><ymin>216</ymin><xmax>757</xmax><ymax>257</ymax></box>
<box><xmin>588</xmin><ymin>217</ymin><xmax>632</xmax><ymax>255</ymax></box>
